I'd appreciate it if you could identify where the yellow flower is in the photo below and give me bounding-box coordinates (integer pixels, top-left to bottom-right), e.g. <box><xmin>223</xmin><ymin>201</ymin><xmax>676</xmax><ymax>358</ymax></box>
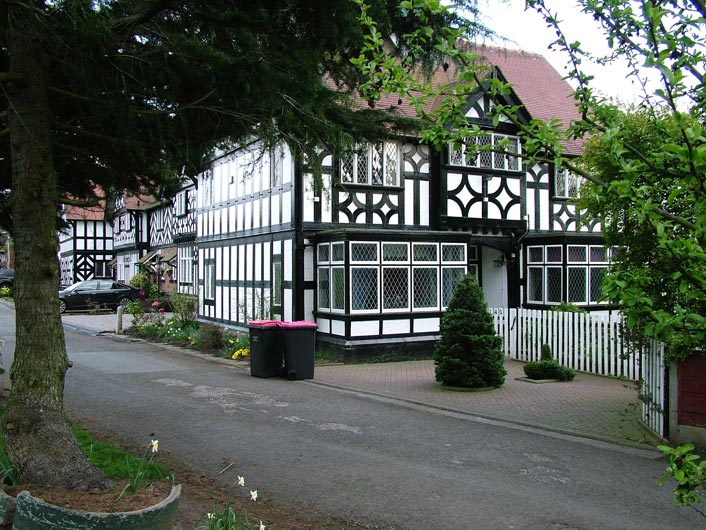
<box><xmin>150</xmin><ymin>439</ymin><xmax>159</xmax><ymax>453</ymax></box>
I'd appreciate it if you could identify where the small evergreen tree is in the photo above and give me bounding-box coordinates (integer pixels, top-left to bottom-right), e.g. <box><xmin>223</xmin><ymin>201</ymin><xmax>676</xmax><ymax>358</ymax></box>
<box><xmin>433</xmin><ymin>275</ymin><xmax>506</xmax><ymax>388</ymax></box>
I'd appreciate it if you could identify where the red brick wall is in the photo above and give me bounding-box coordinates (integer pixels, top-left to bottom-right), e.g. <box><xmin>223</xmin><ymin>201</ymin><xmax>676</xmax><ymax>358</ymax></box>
<box><xmin>678</xmin><ymin>355</ymin><xmax>706</xmax><ymax>427</ymax></box>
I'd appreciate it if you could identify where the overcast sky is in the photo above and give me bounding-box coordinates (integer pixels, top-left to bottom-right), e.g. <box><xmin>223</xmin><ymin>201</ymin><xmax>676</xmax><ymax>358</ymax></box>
<box><xmin>479</xmin><ymin>0</ymin><xmax>647</xmax><ymax>103</ymax></box>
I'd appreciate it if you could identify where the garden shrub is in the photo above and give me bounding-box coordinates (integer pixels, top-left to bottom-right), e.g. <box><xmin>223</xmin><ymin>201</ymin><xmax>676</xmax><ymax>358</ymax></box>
<box><xmin>199</xmin><ymin>323</ymin><xmax>224</xmax><ymax>352</ymax></box>
<box><xmin>433</xmin><ymin>274</ymin><xmax>506</xmax><ymax>388</ymax></box>
<box><xmin>523</xmin><ymin>360</ymin><xmax>576</xmax><ymax>381</ymax></box>
<box><xmin>540</xmin><ymin>343</ymin><xmax>553</xmax><ymax>361</ymax></box>
<box><xmin>170</xmin><ymin>293</ymin><xmax>198</xmax><ymax>324</ymax></box>
<box><xmin>0</xmin><ymin>286</ymin><xmax>12</xmax><ymax>299</ymax></box>
<box><xmin>129</xmin><ymin>271</ymin><xmax>160</xmax><ymax>298</ymax></box>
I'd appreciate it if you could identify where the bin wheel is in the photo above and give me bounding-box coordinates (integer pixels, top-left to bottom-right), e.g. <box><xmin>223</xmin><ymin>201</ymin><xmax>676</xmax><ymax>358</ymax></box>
<box><xmin>287</xmin><ymin>370</ymin><xmax>297</xmax><ymax>381</ymax></box>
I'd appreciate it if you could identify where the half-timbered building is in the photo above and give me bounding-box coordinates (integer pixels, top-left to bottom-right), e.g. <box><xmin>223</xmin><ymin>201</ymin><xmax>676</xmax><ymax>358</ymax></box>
<box><xmin>112</xmin><ymin>193</ymin><xmax>154</xmax><ymax>285</ymax></box>
<box><xmin>191</xmin><ymin>47</ymin><xmax>607</xmax><ymax>355</ymax></box>
<box><xmin>59</xmin><ymin>201</ymin><xmax>113</xmax><ymax>286</ymax></box>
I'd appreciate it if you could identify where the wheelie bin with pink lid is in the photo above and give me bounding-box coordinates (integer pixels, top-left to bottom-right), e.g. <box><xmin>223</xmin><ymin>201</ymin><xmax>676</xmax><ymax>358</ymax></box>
<box><xmin>247</xmin><ymin>320</ymin><xmax>283</xmax><ymax>377</ymax></box>
<box><xmin>279</xmin><ymin>320</ymin><xmax>317</xmax><ymax>380</ymax></box>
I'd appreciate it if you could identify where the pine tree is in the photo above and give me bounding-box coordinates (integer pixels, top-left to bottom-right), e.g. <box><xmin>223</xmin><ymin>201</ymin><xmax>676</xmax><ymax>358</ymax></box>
<box><xmin>433</xmin><ymin>275</ymin><xmax>506</xmax><ymax>388</ymax></box>
<box><xmin>0</xmin><ymin>0</ymin><xmax>486</xmax><ymax>489</ymax></box>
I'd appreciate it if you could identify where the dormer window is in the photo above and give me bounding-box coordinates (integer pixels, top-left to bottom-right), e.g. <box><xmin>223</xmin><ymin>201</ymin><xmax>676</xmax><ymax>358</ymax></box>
<box><xmin>448</xmin><ymin>133</ymin><xmax>521</xmax><ymax>171</ymax></box>
<box><xmin>340</xmin><ymin>142</ymin><xmax>400</xmax><ymax>187</ymax></box>
<box><xmin>555</xmin><ymin>167</ymin><xmax>582</xmax><ymax>198</ymax></box>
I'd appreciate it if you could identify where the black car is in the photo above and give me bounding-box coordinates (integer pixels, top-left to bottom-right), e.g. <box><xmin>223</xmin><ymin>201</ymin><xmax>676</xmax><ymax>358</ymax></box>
<box><xmin>58</xmin><ymin>280</ymin><xmax>145</xmax><ymax>313</ymax></box>
<box><xmin>0</xmin><ymin>268</ymin><xmax>13</xmax><ymax>290</ymax></box>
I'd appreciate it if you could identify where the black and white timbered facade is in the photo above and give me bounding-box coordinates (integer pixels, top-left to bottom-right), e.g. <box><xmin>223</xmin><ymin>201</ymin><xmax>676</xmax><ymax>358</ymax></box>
<box><xmin>112</xmin><ymin>194</ymin><xmax>152</xmax><ymax>285</ymax></box>
<box><xmin>59</xmin><ymin>205</ymin><xmax>113</xmax><ymax>286</ymax></box>
<box><xmin>193</xmin><ymin>48</ymin><xmax>608</xmax><ymax>355</ymax></box>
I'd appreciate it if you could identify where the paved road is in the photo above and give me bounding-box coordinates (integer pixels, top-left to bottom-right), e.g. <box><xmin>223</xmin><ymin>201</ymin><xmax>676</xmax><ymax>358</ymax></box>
<box><xmin>0</xmin><ymin>305</ymin><xmax>703</xmax><ymax>529</ymax></box>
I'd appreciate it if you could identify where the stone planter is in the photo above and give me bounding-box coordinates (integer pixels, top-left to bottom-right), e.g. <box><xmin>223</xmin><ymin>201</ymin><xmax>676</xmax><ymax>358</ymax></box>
<box><xmin>0</xmin><ymin>489</ymin><xmax>16</xmax><ymax>528</ymax></box>
<box><xmin>11</xmin><ymin>484</ymin><xmax>180</xmax><ymax>530</ymax></box>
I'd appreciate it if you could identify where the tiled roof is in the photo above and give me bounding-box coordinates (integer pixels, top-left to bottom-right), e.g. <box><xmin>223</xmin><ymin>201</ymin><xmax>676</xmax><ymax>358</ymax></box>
<box><xmin>64</xmin><ymin>187</ymin><xmax>107</xmax><ymax>221</ymax></box>
<box><xmin>353</xmin><ymin>44</ymin><xmax>583</xmax><ymax>155</ymax></box>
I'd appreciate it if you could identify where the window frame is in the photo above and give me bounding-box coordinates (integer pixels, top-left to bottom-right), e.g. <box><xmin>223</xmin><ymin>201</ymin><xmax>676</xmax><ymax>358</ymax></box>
<box><xmin>340</xmin><ymin>142</ymin><xmax>401</xmax><ymax>187</ymax></box>
<box><xmin>554</xmin><ymin>167</ymin><xmax>583</xmax><ymax>199</ymax></box>
<box><xmin>448</xmin><ymin>133</ymin><xmax>522</xmax><ymax>171</ymax></box>
<box><xmin>204</xmin><ymin>259</ymin><xmax>216</xmax><ymax>302</ymax></box>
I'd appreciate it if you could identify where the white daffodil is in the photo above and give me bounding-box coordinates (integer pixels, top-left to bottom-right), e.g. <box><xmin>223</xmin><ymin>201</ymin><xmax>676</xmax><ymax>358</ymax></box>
<box><xmin>237</xmin><ymin>475</ymin><xmax>245</xmax><ymax>487</ymax></box>
<box><xmin>207</xmin><ymin>512</ymin><xmax>215</xmax><ymax>520</ymax></box>
<box><xmin>150</xmin><ymin>439</ymin><xmax>159</xmax><ymax>453</ymax></box>
<box><xmin>259</xmin><ymin>522</ymin><xmax>266</xmax><ymax>530</ymax></box>
<box><xmin>250</xmin><ymin>490</ymin><xmax>258</xmax><ymax>501</ymax></box>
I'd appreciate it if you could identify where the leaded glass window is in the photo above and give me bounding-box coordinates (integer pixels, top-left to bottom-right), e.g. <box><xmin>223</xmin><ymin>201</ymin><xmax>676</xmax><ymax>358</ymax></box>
<box><xmin>448</xmin><ymin>134</ymin><xmax>522</xmax><ymax>171</ymax></box>
<box><xmin>413</xmin><ymin>267</ymin><xmax>438</xmax><ymax>309</ymax></box>
<box><xmin>340</xmin><ymin>142</ymin><xmax>400</xmax><ymax>187</ymax></box>
<box><xmin>383</xmin><ymin>267</ymin><xmax>409</xmax><ymax>310</ymax></box>
<box><xmin>318</xmin><ymin>268</ymin><xmax>330</xmax><ymax>309</ymax></box>
<box><xmin>351</xmin><ymin>268</ymin><xmax>378</xmax><ymax>311</ymax></box>
<box><xmin>442</xmin><ymin>267</ymin><xmax>466</xmax><ymax>307</ymax></box>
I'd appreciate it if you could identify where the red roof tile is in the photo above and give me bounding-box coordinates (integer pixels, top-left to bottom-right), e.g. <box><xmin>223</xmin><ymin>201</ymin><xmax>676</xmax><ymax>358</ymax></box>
<box><xmin>345</xmin><ymin>44</ymin><xmax>583</xmax><ymax>155</ymax></box>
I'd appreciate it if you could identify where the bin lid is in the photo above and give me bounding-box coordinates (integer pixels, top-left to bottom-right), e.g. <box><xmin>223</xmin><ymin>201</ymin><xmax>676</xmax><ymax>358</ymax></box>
<box><xmin>247</xmin><ymin>319</ymin><xmax>281</xmax><ymax>328</ymax></box>
<box><xmin>279</xmin><ymin>320</ymin><xmax>318</xmax><ymax>329</ymax></box>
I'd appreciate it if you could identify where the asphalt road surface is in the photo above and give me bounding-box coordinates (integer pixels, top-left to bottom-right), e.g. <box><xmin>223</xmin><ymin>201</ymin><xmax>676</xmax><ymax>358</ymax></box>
<box><xmin>1</xmin><ymin>305</ymin><xmax>704</xmax><ymax>529</ymax></box>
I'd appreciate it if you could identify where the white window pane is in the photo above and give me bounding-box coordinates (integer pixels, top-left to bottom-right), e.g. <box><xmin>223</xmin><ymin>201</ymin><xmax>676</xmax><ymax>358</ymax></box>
<box><xmin>528</xmin><ymin>246</ymin><xmax>544</xmax><ymax>264</ymax></box>
<box><xmin>546</xmin><ymin>267</ymin><xmax>562</xmax><ymax>303</ymax></box>
<box><xmin>546</xmin><ymin>246</ymin><xmax>562</xmax><ymax>263</ymax></box>
<box><xmin>332</xmin><ymin>267</ymin><xmax>345</xmax><ymax>310</ymax></box>
<box><xmin>590</xmin><ymin>267</ymin><xmax>607</xmax><ymax>302</ymax></box>
<box><xmin>413</xmin><ymin>267</ymin><xmax>438</xmax><ymax>308</ymax></box>
<box><xmin>318</xmin><ymin>268</ymin><xmax>330</xmax><ymax>309</ymax></box>
<box><xmin>383</xmin><ymin>267</ymin><xmax>408</xmax><ymax>309</ymax></box>
<box><xmin>568</xmin><ymin>267</ymin><xmax>587</xmax><ymax>303</ymax></box>
<box><xmin>383</xmin><ymin>243</ymin><xmax>408</xmax><ymax>262</ymax></box>
<box><xmin>442</xmin><ymin>267</ymin><xmax>466</xmax><ymax>307</ymax></box>
<box><xmin>352</xmin><ymin>268</ymin><xmax>378</xmax><ymax>311</ymax></box>
<box><xmin>568</xmin><ymin>246</ymin><xmax>587</xmax><ymax>263</ymax></box>
<box><xmin>351</xmin><ymin>242</ymin><xmax>377</xmax><ymax>262</ymax></box>
<box><xmin>527</xmin><ymin>267</ymin><xmax>544</xmax><ymax>303</ymax></box>
<box><xmin>413</xmin><ymin>244</ymin><xmax>437</xmax><ymax>262</ymax></box>
<box><xmin>442</xmin><ymin>244</ymin><xmax>465</xmax><ymax>262</ymax></box>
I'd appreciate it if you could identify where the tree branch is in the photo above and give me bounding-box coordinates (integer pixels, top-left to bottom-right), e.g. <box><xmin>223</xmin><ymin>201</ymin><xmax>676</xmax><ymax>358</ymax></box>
<box><xmin>0</xmin><ymin>72</ymin><xmax>25</xmax><ymax>84</ymax></box>
<box><xmin>109</xmin><ymin>0</ymin><xmax>175</xmax><ymax>34</ymax></box>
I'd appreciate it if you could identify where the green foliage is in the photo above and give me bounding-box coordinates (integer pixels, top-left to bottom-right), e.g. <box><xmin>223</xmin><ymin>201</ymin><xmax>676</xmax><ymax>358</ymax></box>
<box><xmin>222</xmin><ymin>331</ymin><xmax>250</xmax><ymax>359</ymax></box>
<box><xmin>433</xmin><ymin>275</ymin><xmax>506</xmax><ymax>388</ymax></box>
<box><xmin>129</xmin><ymin>272</ymin><xmax>160</xmax><ymax>299</ymax></box>
<box><xmin>0</xmin><ymin>287</ymin><xmax>11</xmax><ymax>299</ymax></box>
<box><xmin>658</xmin><ymin>443</ymin><xmax>706</xmax><ymax>514</ymax></box>
<box><xmin>73</xmin><ymin>427</ymin><xmax>166</xmax><ymax>481</ymax></box>
<box><xmin>523</xmin><ymin>360</ymin><xmax>576</xmax><ymax>382</ymax></box>
<box><xmin>124</xmin><ymin>300</ymin><xmax>144</xmax><ymax>317</ymax></box>
<box><xmin>170</xmin><ymin>293</ymin><xmax>198</xmax><ymax>324</ymax></box>
<box><xmin>196</xmin><ymin>503</ymin><xmax>263</xmax><ymax>530</ymax></box>
<box><xmin>540</xmin><ymin>343</ymin><xmax>553</xmax><ymax>361</ymax></box>
<box><xmin>551</xmin><ymin>302</ymin><xmax>587</xmax><ymax>314</ymax></box>
<box><xmin>352</xmin><ymin>1</ymin><xmax>706</xmax><ymax>365</ymax></box>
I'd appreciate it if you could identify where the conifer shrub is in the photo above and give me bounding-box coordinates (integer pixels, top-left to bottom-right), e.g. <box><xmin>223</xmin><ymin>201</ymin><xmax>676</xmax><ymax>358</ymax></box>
<box><xmin>433</xmin><ymin>274</ymin><xmax>506</xmax><ymax>388</ymax></box>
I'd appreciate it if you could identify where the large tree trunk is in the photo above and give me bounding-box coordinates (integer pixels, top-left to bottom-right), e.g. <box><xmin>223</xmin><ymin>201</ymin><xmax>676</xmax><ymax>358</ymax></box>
<box><xmin>1</xmin><ymin>3</ymin><xmax>108</xmax><ymax>489</ymax></box>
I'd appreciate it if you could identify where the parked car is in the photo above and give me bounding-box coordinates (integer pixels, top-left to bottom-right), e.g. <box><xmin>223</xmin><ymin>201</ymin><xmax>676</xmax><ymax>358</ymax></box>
<box><xmin>0</xmin><ymin>269</ymin><xmax>13</xmax><ymax>290</ymax></box>
<box><xmin>58</xmin><ymin>280</ymin><xmax>145</xmax><ymax>313</ymax></box>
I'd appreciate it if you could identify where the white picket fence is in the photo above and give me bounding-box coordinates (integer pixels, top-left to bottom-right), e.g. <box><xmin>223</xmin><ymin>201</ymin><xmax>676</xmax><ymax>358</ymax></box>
<box><xmin>490</xmin><ymin>308</ymin><xmax>640</xmax><ymax>380</ymax></box>
<box><xmin>489</xmin><ymin>307</ymin><xmax>667</xmax><ymax>438</ymax></box>
<box><xmin>640</xmin><ymin>340</ymin><xmax>667</xmax><ymax>438</ymax></box>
